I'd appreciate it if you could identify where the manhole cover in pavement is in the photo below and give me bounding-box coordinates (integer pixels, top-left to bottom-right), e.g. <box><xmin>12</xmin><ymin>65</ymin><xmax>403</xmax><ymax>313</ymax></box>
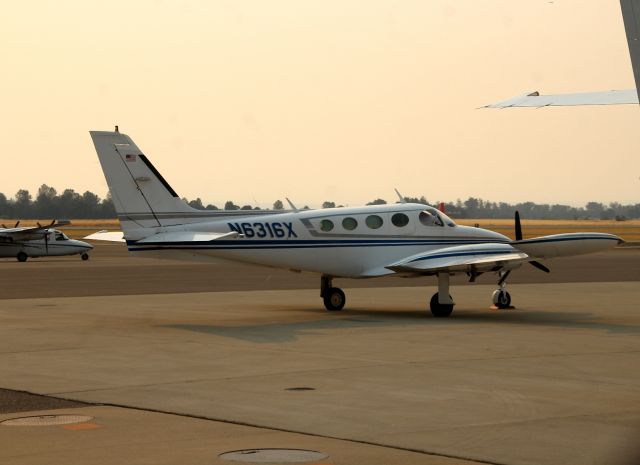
<box><xmin>219</xmin><ymin>448</ymin><xmax>329</xmax><ymax>463</ymax></box>
<box><xmin>1</xmin><ymin>414</ymin><xmax>94</xmax><ymax>426</ymax></box>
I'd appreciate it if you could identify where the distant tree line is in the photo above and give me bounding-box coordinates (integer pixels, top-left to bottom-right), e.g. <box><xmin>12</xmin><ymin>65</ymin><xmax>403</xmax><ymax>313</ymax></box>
<box><xmin>375</xmin><ymin>196</ymin><xmax>640</xmax><ymax>220</ymax></box>
<box><xmin>0</xmin><ymin>185</ymin><xmax>116</xmax><ymax>219</ymax></box>
<box><xmin>0</xmin><ymin>185</ymin><xmax>638</xmax><ymax>220</ymax></box>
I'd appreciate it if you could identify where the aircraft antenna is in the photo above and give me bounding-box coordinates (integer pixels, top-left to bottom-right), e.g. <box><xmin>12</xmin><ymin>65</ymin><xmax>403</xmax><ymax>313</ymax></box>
<box><xmin>394</xmin><ymin>188</ymin><xmax>406</xmax><ymax>204</ymax></box>
<box><xmin>286</xmin><ymin>197</ymin><xmax>300</xmax><ymax>212</ymax></box>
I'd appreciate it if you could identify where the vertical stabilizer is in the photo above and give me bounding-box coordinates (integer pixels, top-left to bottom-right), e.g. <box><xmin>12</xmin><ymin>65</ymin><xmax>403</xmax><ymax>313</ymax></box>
<box><xmin>90</xmin><ymin>130</ymin><xmax>200</xmax><ymax>235</ymax></box>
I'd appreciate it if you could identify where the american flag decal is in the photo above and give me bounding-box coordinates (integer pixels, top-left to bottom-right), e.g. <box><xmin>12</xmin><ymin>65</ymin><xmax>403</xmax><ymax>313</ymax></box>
<box><xmin>126</xmin><ymin>154</ymin><xmax>136</xmax><ymax>162</ymax></box>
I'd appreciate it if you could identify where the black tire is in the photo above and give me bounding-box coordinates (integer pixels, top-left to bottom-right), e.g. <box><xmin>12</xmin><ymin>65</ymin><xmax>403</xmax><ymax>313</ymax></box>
<box><xmin>493</xmin><ymin>290</ymin><xmax>511</xmax><ymax>309</ymax></box>
<box><xmin>323</xmin><ymin>287</ymin><xmax>346</xmax><ymax>311</ymax></box>
<box><xmin>81</xmin><ymin>253</ymin><xmax>89</xmax><ymax>261</ymax></box>
<box><xmin>430</xmin><ymin>292</ymin><xmax>454</xmax><ymax>317</ymax></box>
<box><xmin>16</xmin><ymin>252</ymin><xmax>28</xmax><ymax>262</ymax></box>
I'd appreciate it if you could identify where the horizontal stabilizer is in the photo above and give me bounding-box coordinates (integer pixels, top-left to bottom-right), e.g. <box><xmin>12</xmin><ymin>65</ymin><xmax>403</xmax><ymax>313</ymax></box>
<box><xmin>136</xmin><ymin>231</ymin><xmax>240</xmax><ymax>243</ymax></box>
<box><xmin>84</xmin><ymin>231</ymin><xmax>125</xmax><ymax>242</ymax></box>
<box><xmin>482</xmin><ymin>89</ymin><xmax>638</xmax><ymax>108</ymax></box>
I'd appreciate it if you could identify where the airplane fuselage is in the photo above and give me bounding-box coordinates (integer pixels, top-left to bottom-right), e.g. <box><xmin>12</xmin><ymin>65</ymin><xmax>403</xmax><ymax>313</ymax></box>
<box><xmin>125</xmin><ymin>203</ymin><xmax>509</xmax><ymax>278</ymax></box>
<box><xmin>0</xmin><ymin>231</ymin><xmax>93</xmax><ymax>260</ymax></box>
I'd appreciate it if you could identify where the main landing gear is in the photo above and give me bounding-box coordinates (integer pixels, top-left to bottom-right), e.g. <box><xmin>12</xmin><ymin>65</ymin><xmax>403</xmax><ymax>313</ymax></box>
<box><xmin>430</xmin><ymin>273</ymin><xmax>454</xmax><ymax>317</ymax></box>
<box><xmin>16</xmin><ymin>252</ymin><xmax>28</xmax><ymax>262</ymax></box>
<box><xmin>321</xmin><ymin>276</ymin><xmax>345</xmax><ymax>311</ymax></box>
<box><xmin>318</xmin><ymin>271</ymin><xmax>514</xmax><ymax>315</ymax></box>
<box><xmin>492</xmin><ymin>270</ymin><xmax>513</xmax><ymax>310</ymax></box>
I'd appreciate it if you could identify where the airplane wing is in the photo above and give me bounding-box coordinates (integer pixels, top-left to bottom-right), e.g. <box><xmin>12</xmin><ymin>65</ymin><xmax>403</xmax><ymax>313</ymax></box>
<box><xmin>385</xmin><ymin>243</ymin><xmax>528</xmax><ymax>275</ymax></box>
<box><xmin>481</xmin><ymin>89</ymin><xmax>639</xmax><ymax>108</ymax></box>
<box><xmin>383</xmin><ymin>232</ymin><xmax>621</xmax><ymax>277</ymax></box>
<box><xmin>0</xmin><ymin>220</ymin><xmax>70</xmax><ymax>242</ymax></box>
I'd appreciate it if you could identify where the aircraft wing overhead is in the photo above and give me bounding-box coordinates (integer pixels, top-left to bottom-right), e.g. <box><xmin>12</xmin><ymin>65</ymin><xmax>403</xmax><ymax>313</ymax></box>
<box><xmin>386</xmin><ymin>243</ymin><xmax>528</xmax><ymax>275</ymax></box>
<box><xmin>481</xmin><ymin>89</ymin><xmax>639</xmax><ymax>108</ymax></box>
<box><xmin>484</xmin><ymin>1</ymin><xmax>640</xmax><ymax>109</ymax></box>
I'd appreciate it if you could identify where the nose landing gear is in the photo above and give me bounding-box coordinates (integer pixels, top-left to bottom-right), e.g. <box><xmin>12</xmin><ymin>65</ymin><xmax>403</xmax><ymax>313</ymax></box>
<box><xmin>492</xmin><ymin>270</ymin><xmax>514</xmax><ymax>309</ymax></box>
<box><xmin>81</xmin><ymin>253</ymin><xmax>90</xmax><ymax>261</ymax></box>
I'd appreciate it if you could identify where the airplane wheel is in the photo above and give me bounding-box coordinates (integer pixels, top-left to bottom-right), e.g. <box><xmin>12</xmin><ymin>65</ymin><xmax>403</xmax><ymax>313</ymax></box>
<box><xmin>81</xmin><ymin>253</ymin><xmax>89</xmax><ymax>261</ymax></box>
<box><xmin>16</xmin><ymin>252</ymin><xmax>28</xmax><ymax>262</ymax></box>
<box><xmin>323</xmin><ymin>287</ymin><xmax>346</xmax><ymax>311</ymax></box>
<box><xmin>492</xmin><ymin>289</ymin><xmax>511</xmax><ymax>309</ymax></box>
<box><xmin>430</xmin><ymin>293</ymin><xmax>453</xmax><ymax>317</ymax></box>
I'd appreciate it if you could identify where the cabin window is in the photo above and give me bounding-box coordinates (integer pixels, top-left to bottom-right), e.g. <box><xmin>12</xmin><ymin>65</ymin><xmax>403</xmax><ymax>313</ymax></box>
<box><xmin>419</xmin><ymin>210</ymin><xmax>444</xmax><ymax>227</ymax></box>
<box><xmin>391</xmin><ymin>213</ymin><xmax>409</xmax><ymax>227</ymax></box>
<box><xmin>365</xmin><ymin>215</ymin><xmax>383</xmax><ymax>229</ymax></box>
<box><xmin>342</xmin><ymin>217</ymin><xmax>358</xmax><ymax>230</ymax></box>
<box><xmin>320</xmin><ymin>219</ymin><xmax>334</xmax><ymax>232</ymax></box>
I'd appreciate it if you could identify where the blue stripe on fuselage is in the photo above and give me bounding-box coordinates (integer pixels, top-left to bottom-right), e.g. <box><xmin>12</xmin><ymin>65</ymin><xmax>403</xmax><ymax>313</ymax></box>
<box><xmin>125</xmin><ymin>238</ymin><xmax>508</xmax><ymax>252</ymax></box>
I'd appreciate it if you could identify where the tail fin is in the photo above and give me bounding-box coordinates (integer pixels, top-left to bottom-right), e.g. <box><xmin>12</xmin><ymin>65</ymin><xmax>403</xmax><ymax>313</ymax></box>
<box><xmin>90</xmin><ymin>130</ymin><xmax>202</xmax><ymax>236</ymax></box>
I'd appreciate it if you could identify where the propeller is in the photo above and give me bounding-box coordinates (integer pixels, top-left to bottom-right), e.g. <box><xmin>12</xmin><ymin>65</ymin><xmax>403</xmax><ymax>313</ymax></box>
<box><xmin>529</xmin><ymin>260</ymin><xmax>550</xmax><ymax>273</ymax></box>
<box><xmin>514</xmin><ymin>210</ymin><xmax>550</xmax><ymax>274</ymax></box>
<box><xmin>43</xmin><ymin>220</ymin><xmax>57</xmax><ymax>255</ymax></box>
<box><xmin>14</xmin><ymin>221</ymin><xmax>20</xmax><ymax>228</ymax></box>
<box><xmin>515</xmin><ymin>211</ymin><xmax>522</xmax><ymax>241</ymax></box>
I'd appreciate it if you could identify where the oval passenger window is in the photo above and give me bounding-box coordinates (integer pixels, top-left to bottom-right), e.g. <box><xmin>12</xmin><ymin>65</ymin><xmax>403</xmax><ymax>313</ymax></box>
<box><xmin>365</xmin><ymin>215</ymin><xmax>383</xmax><ymax>229</ymax></box>
<box><xmin>320</xmin><ymin>219</ymin><xmax>334</xmax><ymax>232</ymax></box>
<box><xmin>391</xmin><ymin>213</ymin><xmax>409</xmax><ymax>227</ymax></box>
<box><xmin>342</xmin><ymin>217</ymin><xmax>358</xmax><ymax>230</ymax></box>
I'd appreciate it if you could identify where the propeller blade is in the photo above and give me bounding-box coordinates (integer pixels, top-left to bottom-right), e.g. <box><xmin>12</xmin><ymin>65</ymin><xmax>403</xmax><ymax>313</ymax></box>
<box><xmin>14</xmin><ymin>221</ymin><xmax>20</xmax><ymax>228</ymax></box>
<box><xmin>49</xmin><ymin>219</ymin><xmax>56</xmax><ymax>227</ymax></box>
<box><xmin>529</xmin><ymin>260</ymin><xmax>550</xmax><ymax>273</ymax></box>
<box><xmin>1</xmin><ymin>224</ymin><xmax>6</xmax><ymax>228</ymax></box>
<box><xmin>515</xmin><ymin>211</ymin><xmax>522</xmax><ymax>241</ymax></box>
<box><xmin>37</xmin><ymin>222</ymin><xmax>42</xmax><ymax>227</ymax></box>
<box><xmin>44</xmin><ymin>231</ymin><xmax>49</xmax><ymax>255</ymax></box>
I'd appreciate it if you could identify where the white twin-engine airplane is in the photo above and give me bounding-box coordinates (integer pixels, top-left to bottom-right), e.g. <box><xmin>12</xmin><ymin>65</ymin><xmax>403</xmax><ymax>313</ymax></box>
<box><xmin>87</xmin><ymin>130</ymin><xmax>622</xmax><ymax>317</ymax></box>
<box><xmin>0</xmin><ymin>220</ymin><xmax>93</xmax><ymax>262</ymax></box>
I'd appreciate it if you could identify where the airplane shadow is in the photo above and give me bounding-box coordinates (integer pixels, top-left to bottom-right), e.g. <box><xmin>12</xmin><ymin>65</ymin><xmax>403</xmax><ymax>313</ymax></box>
<box><xmin>164</xmin><ymin>306</ymin><xmax>640</xmax><ymax>343</ymax></box>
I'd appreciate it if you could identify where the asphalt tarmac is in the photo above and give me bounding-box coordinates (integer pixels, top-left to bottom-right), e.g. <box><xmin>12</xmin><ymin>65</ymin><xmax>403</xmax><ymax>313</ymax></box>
<box><xmin>0</xmin><ymin>243</ymin><xmax>638</xmax><ymax>299</ymax></box>
<box><xmin>0</xmin><ymin>244</ymin><xmax>639</xmax><ymax>465</ymax></box>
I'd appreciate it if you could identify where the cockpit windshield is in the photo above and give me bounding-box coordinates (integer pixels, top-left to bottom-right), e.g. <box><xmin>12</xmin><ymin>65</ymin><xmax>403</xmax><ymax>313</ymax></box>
<box><xmin>418</xmin><ymin>207</ymin><xmax>456</xmax><ymax>227</ymax></box>
<box><xmin>54</xmin><ymin>231</ymin><xmax>68</xmax><ymax>241</ymax></box>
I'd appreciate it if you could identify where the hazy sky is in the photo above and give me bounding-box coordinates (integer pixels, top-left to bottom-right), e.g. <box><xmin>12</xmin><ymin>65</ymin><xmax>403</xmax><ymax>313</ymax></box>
<box><xmin>1</xmin><ymin>0</ymin><xmax>638</xmax><ymax>208</ymax></box>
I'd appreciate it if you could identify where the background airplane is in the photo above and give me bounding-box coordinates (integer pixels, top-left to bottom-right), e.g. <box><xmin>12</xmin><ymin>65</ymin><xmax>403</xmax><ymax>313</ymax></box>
<box><xmin>483</xmin><ymin>0</ymin><xmax>640</xmax><ymax>108</ymax></box>
<box><xmin>87</xmin><ymin>130</ymin><xmax>621</xmax><ymax>317</ymax></box>
<box><xmin>0</xmin><ymin>220</ymin><xmax>92</xmax><ymax>262</ymax></box>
